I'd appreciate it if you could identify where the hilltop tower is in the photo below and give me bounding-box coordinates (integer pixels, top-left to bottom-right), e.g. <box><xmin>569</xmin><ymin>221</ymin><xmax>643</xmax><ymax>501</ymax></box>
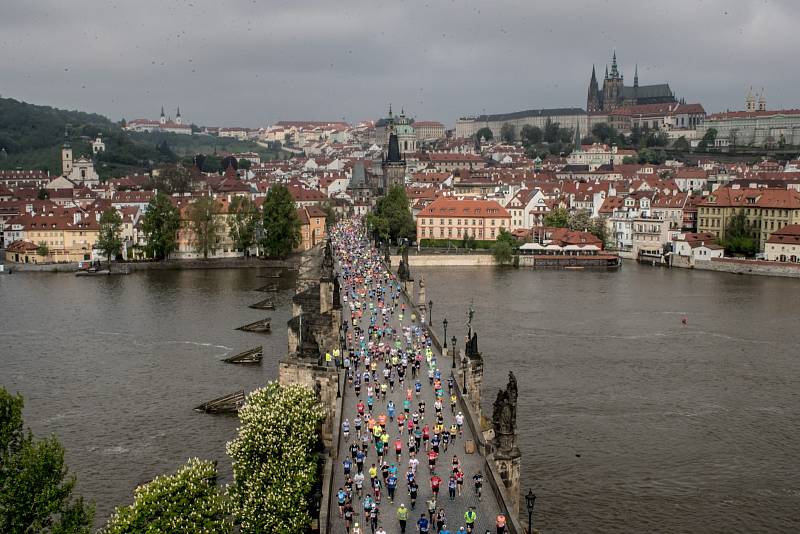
<box><xmin>160</xmin><ymin>106</ymin><xmax>166</xmax><ymax>125</ymax></box>
<box><xmin>61</xmin><ymin>128</ymin><xmax>73</xmax><ymax>176</ymax></box>
<box><xmin>758</xmin><ymin>89</ymin><xmax>766</xmax><ymax>111</ymax></box>
<box><xmin>176</xmin><ymin>106</ymin><xmax>182</xmax><ymax>125</ymax></box>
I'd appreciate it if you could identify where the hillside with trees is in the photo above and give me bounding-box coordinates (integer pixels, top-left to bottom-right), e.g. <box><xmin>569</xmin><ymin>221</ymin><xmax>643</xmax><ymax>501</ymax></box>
<box><xmin>0</xmin><ymin>96</ymin><xmax>284</xmax><ymax>178</ymax></box>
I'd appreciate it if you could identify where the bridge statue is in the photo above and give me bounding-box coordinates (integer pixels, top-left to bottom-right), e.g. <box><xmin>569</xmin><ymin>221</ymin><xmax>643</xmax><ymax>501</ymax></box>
<box><xmin>492</xmin><ymin>371</ymin><xmax>518</xmax><ymax>452</ymax></box>
<box><xmin>491</xmin><ymin>370</ymin><xmax>522</xmax><ymax>516</ymax></box>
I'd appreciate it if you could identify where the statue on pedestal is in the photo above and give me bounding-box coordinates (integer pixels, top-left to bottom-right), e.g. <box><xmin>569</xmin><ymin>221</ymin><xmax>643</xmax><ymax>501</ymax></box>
<box><xmin>492</xmin><ymin>371</ymin><xmax>519</xmax><ymax>453</ymax></box>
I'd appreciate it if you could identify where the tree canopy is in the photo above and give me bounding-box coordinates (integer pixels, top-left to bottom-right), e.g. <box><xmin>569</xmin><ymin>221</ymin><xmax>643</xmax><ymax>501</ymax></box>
<box><xmin>520</xmin><ymin>124</ymin><xmax>543</xmax><ymax>145</ymax></box>
<box><xmin>500</xmin><ymin>123</ymin><xmax>516</xmax><ymax>143</ymax></box>
<box><xmin>261</xmin><ymin>184</ymin><xmax>301</xmax><ymax>257</ymax></box>
<box><xmin>187</xmin><ymin>196</ymin><xmax>223</xmax><ymax>259</ymax></box>
<box><xmin>0</xmin><ymin>387</ymin><xmax>94</xmax><ymax>534</ymax></box>
<box><xmin>102</xmin><ymin>458</ymin><xmax>229</xmax><ymax>534</ymax></box>
<box><xmin>228</xmin><ymin>196</ymin><xmax>260</xmax><ymax>254</ymax></box>
<box><xmin>97</xmin><ymin>208</ymin><xmax>124</xmax><ymax>262</ymax></box>
<box><xmin>722</xmin><ymin>209</ymin><xmax>757</xmax><ymax>256</ymax></box>
<box><xmin>475</xmin><ymin>127</ymin><xmax>493</xmax><ymax>141</ymax></box>
<box><xmin>366</xmin><ymin>185</ymin><xmax>415</xmax><ymax>245</ymax></box>
<box><xmin>492</xmin><ymin>228</ymin><xmax>517</xmax><ymax>265</ymax></box>
<box><xmin>543</xmin><ymin>207</ymin><xmax>569</xmax><ymax>228</ymax></box>
<box><xmin>141</xmin><ymin>192</ymin><xmax>181</xmax><ymax>260</ymax></box>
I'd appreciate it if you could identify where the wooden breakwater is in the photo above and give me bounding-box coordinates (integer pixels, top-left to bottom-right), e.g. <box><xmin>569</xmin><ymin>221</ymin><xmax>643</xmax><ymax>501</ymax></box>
<box><xmin>236</xmin><ymin>318</ymin><xmax>271</xmax><ymax>333</ymax></box>
<box><xmin>222</xmin><ymin>346</ymin><xmax>263</xmax><ymax>364</ymax></box>
<box><xmin>194</xmin><ymin>390</ymin><xmax>245</xmax><ymax>413</ymax></box>
<box><xmin>249</xmin><ymin>297</ymin><xmax>275</xmax><ymax>310</ymax></box>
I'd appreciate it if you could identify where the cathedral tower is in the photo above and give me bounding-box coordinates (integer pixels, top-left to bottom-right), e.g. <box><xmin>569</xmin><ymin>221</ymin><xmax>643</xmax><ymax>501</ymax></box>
<box><xmin>587</xmin><ymin>65</ymin><xmax>601</xmax><ymax>113</ymax></box>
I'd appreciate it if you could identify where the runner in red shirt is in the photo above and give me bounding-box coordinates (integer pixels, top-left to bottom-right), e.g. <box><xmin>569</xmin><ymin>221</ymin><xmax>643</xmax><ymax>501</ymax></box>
<box><xmin>430</xmin><ymin>474</ymin><xmax>442</xmax><ymax>498</ymax></box>
<box><xmin>427</xmin><ymin>449</ymin><xmax>438</xmax><ymax>471</ymax></box>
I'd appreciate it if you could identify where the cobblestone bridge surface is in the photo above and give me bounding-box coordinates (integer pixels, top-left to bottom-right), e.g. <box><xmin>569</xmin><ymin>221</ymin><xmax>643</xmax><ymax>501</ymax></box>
<box><xmin>330</xmin><ymin>265</ymin><xmax>502</xmax><ymax>533</ymax></box>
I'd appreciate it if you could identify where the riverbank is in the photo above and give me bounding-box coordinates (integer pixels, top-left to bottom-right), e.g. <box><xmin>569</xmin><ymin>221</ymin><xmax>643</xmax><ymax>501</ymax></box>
<box><xmin>638</xmin><ymin>254</ymin><xmax>800</xmax><ymax>279</ymax></box>
<box><xmin>1</xmin><ymin>256</ymin><xmax>297</xmax><ymax>273</ymax></box>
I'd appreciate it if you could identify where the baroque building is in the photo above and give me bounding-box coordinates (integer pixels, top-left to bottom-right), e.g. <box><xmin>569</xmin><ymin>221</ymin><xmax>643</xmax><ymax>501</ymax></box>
<box><xmin>587</xmin><ymin>52</ymin><xmax>676</xmax><ymax>113</ymax></box>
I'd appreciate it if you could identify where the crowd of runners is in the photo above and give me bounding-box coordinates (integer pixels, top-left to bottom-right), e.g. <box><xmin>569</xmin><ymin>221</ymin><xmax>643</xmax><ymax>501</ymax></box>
<box><xmin>330</xmin><ymin>220</ymin><xmax>509</xmax><ymax>534</ymax></box>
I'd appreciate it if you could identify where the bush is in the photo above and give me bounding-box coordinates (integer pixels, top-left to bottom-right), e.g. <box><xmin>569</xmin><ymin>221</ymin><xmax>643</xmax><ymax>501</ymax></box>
<box><xmin>102</xmin><ymin>458</ymin><xmax>229</xmax><ymax>534</ymax></box>
<box><xmin>227</xmin><ymin>383</ymin><xmax>325</xmax><ymax>533</ymax></box>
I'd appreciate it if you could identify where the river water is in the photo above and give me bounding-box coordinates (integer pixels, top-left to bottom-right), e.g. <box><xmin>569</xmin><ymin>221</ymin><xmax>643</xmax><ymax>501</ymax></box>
<box><xmin>0</xmin><ymin>268</ymin><xmax>293</xmax><ymax>529</ymax></box>
<box><xmin>416</xmin><ymin>263</ymin><xmax>800</xmax><ymax>533</ymax></box>
<box><xmin>1</xmin><ymin>264</ymin><xmax>798</xmax><ymax>532</ymax></box>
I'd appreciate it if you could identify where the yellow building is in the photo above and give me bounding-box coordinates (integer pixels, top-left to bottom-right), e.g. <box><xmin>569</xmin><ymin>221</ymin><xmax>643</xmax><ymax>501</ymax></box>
<box><xmin>697</xmin><ymin>188</ymin><xmax>800</xmax><ymax>250</ymax></box>
<box><xmin>4</xmin><ymin>212</ymin><xmax>100</xmax><ymax>263</ymax></box>
<box><xmin>296</xmin><ymin>205</ymin><xmax>327</xmax><ymax>251</ymax></box>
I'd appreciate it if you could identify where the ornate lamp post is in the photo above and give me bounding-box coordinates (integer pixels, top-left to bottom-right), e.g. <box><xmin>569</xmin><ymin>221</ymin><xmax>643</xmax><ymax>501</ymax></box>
<box><xmin>442</xmin><ymin>317</ymin><xmax>448</xmax><ymax>350</ymax></box>
<box><xmin>525</xmin><ymin>489</ymin><xmax>537</xmax><ymax>534</ymax></box>
<box><xmin>451</xmin><ymin>335</ymin><xmax>457</xmax><ymax>369</ymax></box>
<box><xmin>461</xmin><ymin>352</ymin><xmax>468</xmax><ymax>393</ymax></box>
<box><xmin>428</xmin><ymin>299</ymin><xmax>433</xmax><ymax>322</ymax></box>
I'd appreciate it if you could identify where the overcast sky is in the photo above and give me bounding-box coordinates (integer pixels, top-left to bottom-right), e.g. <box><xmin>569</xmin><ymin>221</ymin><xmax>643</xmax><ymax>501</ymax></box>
<box><xmin>1</xmin><ymin>0</ymin><xmax>797</xmax><ymax>128</ymax></box>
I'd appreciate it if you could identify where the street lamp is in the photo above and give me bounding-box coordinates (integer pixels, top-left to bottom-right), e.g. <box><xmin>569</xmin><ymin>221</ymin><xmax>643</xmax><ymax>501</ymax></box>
<box><xmin>461</xmin><ymin>353</ymin><xmax>468</xmax><ymax>393</ymax></box>
<box><xmin>428</xmin><ymin>299</ymin><xmax>433</xmax><ymax>322</ymax></box>
<box><xmin>451</xmin><ymin>335</ymin><xmax>457</xmax><ymax>369</ymax></box>
<box><xmin>525</xmin><ymin>489</ymin><xmax>537</xmax><ymax>534</ymax></box>
<box><xmin>442</xmin><ymin>317</ymin><xmax>448</xmax><ymax>350</ymax></box>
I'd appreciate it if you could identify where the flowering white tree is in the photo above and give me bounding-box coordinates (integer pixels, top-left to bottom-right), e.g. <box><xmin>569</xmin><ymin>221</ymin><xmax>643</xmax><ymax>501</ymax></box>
<box><xmin>102</xmin><ymin>458</ymin><xmax>229</xmax><ymax>533</ymax></box>
<box><xmin>226</xmin><ymin>382</ymin><xmax>325</xmax><ymax>533</ymax></box>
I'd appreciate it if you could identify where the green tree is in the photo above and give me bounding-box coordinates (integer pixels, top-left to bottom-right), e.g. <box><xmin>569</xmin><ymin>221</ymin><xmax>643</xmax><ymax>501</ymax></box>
<box><xmin>591</xmin><ymin>123</ymin><xmax>624</xmax><ymax>146</ymax></box>
<box><xmin>500</xmin><ymin>123</ymin><xmax>516</xmax><ymax>143</ymax></box>
<box><xmin>228</xmin><ymin>196</ymin><xmax>260</xmax><ymax>254</ymax></box>
<box><xmin>559</xmin><ymin>127</ymin><xmax>574</xmax><ymax>144</ymax></box>
<box><xmin>492</xmin><ymin>228</ymin><xmax>517</xmax><ymax>265</ymax></box>
<box><xmin>141</xmin><ymin>192</ymin><xmax>181</xmax><ymax>260</ymax></box>
<box><xmin>672</xmin><ymin>136</ymin><xmax>690</xmax><ymax>152</ymax></box>
<box><xmin>227</xmin><ymin>383</ymin><xmax>325</xmax><ymax>533</ymax></box>
<box><xmin>0</xmin><ymin>387</ymin><xmax>94</xmax><ymax>534</ymax></box>
<box><xmin>36</xmin><ymin>242</ymin><xmax>49</xmax><ymax>257</ymax></box>
<box><xmin>588</xmin><ymin>216</ymin><xmax>610</xmax><ymax>248</ymax></box>
<box><xmin>261</xmin><ymin>184</ymin><xmax>301</xmax><ymax>257</ymax></box>
<box><xmin>622</xmin><ymin>156</ymin><xmax>637</xmax><ymax>164</ymax></box>
<box><xmin>568</xmin><ymin>209</ymin><xmax>592</xmax><ymax>231</ymax></box>
<box><xmin>722</xmin><ymin>209</ymin><xmax>757</xmax><ymax>256</ymax></box>
<box><xmin>97</xmin><ymin>208</ymin><xmax>124</xmax><ymax>263</ymax></box>
<box><xmin>520</xmin><ymin>125</ymin><xmax>542</xmax><ymax>145</ymax></box>
<box><xmin>475</xmin><ymin>127</ymin><xmax>493</xmax><ymax>141</ymax></box>
<box><xmin>460</xmin><ymin>233</ymin><xmax>476</xmax><ymax>250</ymax></box>
<box><xmin>544</xmin><ymin>118</ymin><xmax>560</xmax><ymax>143</ymax></box>
<box><xmin>543</xmin><ymin>207</ymin><xmax>569</xmax><ymax>228</ymax></box>
<box><xmin>237</xmin><ymin>158</ymin><xmax>252</xmax><ymax>171</ymax></box>
<box><xmin>367</xmin><ymin>185</ymin><xmax>415</xmax><ymax>245</ymax></box>
<box><xmin>698</xmin><ymin>128</ymin><xmax>718</xmax><ymax>150</ymax></box>
<box><xmin>188</xmin><ymin>196</ymin><xmax>223</xmax><ymax>259</ymax></box>
<box><xmin>153</xmin><ymin>164</ymin><xmax>191</xmax><ymax>194</ymax></box>
<box><xmin>102</xmin><ymin>458</ymin><xmax>229</xmax><ymax>534</ymax></box>
<box><xmin>637</xmin><ymin>147</ymin><xmax>667</xmax><ymax>164</ymax></box>
<box><xmin>322</xmin><ymin>202</ymin><xmax>338</xmax><ymax>229</ymax></box>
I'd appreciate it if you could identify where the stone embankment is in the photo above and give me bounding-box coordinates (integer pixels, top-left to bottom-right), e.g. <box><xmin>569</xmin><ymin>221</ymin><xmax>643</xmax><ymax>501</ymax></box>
<box><xmin>3</xmin><ymin>256</ymin><xmax>296</xmax><ymax>273</ymax></box>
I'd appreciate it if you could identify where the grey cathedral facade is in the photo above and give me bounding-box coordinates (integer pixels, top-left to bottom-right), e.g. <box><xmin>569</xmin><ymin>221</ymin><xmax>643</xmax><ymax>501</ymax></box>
<box><xmin>587</xmin><ymin>52</ymin><xmax>676</xmax><ymax>113</ymax></box>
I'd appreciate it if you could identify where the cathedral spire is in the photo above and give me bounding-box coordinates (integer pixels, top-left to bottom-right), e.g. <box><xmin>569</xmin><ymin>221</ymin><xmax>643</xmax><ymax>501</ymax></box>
<box><xmin>610</xmin><ymin>51</ymin><xmax>619</xmax><ymax>79</ymax></box>
<box><xmin>634</xmin><ymin>64</ymin><xmax>639</xmax><ymax>88</ymax></box>
<box><xmin>590</xmin><ymin>64</ymin><xmax>597</xmax><ymax>84</ymax></box>
<box><xmin>604</xmin><ymin>65</ymin><xmax>609</xmax><ymax>80</ymax></box>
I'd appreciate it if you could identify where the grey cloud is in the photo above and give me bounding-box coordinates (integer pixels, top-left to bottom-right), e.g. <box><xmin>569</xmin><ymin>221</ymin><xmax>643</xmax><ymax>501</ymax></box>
<box><xmin>0</xmin><ymin>0</ymin><xmax>798</xmax><ymax>127</ymax></box>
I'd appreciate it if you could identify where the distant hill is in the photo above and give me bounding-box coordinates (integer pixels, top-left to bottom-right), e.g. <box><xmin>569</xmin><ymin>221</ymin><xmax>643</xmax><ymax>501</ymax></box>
<box><xmin>0</xmin><ymin>96</ymin><xmax>115</xmax><ymax>154</ymax></box>
<box><xmin>0</xmin><ymin>96</ymin><xmax>285</xmax><ymax>178</ymax></box>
